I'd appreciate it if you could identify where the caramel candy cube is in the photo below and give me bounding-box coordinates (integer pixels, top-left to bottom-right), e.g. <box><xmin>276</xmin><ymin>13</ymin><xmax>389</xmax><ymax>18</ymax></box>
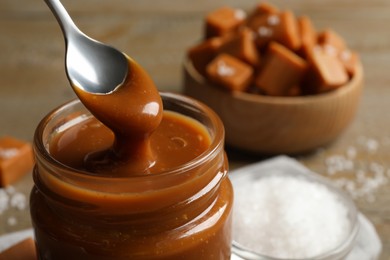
<box><xmin>188</xmin><ymin>37</ymin><xmax>225</xmax><ymax>76</ymax></box>
<box><xmin>0</xmin><ymin>136</ymin><xmax>34</xmax><ymax>187</ymax></box>
<box><xmin>339</xmin><ymin>49</ymin><xmax>359</xmax><ymax>76</ymax></box>
<box><xmin>0</xmin><ymin>238</ymin><xmax>37</xmax><ymax>260</ymax></box>
<box><xmin>247</xmin><ymin>14</ymin><xmax>275</xmax><ymax>48</ymax></box>
<box><xmin>205</xmin><ymin>7</ymin><xmax>246</xmax><ymax>38</ymax></box>
<box><xmin>248</xmin><ymin>11</ymin><xmax>301</xmax><ymax>51</ymax></box>
<box><xmin>275</xmin><ymin>11</ymin><xmax>301</xmax><ymax>51</ymax></box>
<box><xmin>319</xmin><ymin>29</ymin><xmax>358</xmax><ymax>76</ymax></box>
<box><xmin>219</xmin><ymin>27</ymin><xmax>260</xmax><ymax>66</ymax></box>
<box><xmin>206</xmin><ymin>53</ymin><xmax>253</xmax><ymax>91</ymax></box>
<box><xmin>255</xmin><ymin>42</ymin><xmax>307</xmax><ymax>96</ymax></box>
<box><xmin>298</xmin><ymin>15</ymin><xmax>317</xmax><ymax>58</ymax></box>
<box><xmin>306</xmin><ymin>46</ymin><xmax>349</xmax><ymax>93</ymax></box>
<box><xmin>247</xmin><ymin>2</ymin><xmax>279</xmax><ymax>25</ymax></box>
<box><xmin>318</xmin><ymin>29</ymin><xmax>346</xmax><ymax>51</ymax></box>
<box><xmin>253</xmin><ymin>2</ymin><xmax>279</xmax><ymax>15</ymax></box>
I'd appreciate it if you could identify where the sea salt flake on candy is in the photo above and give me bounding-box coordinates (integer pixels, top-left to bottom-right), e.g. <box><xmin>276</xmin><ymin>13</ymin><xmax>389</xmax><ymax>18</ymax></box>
<box><xmin>234</xmin><ymin>9</ymin><xmax>246</xmax><ymax>20</ymax></box>
<box><xmin>258</xmin><ymin>26</ymin><xmax>272</xmax><ymax>37</ymax></box>
<box><xmin>267</xmin><ymin>14</ymin><xmax>280</xmax><ymax>26</ymax></box>
<box><xmin>216</xmin><ymin>61</ymin><xmax>235</xmax><ymax>76</ymax></box>
<box><xmin>0</xmin><ymin>148</ymin><xmax>19</xmax><ymax>159</ymax></box>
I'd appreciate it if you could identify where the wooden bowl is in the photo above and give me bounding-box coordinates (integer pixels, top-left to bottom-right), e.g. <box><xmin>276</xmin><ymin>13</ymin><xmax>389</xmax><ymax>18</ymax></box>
<box><xmin>183</xmin><ymin>59</ymin><xmax>363</xmax><ymax>154</ymax></box>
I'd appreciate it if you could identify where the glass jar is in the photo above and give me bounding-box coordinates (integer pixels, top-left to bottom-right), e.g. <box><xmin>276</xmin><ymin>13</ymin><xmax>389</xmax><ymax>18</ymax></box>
<box><xmin>30</xmin><ymin>92</ymin><xmax>233</xmax><ymax>260</ymax></box>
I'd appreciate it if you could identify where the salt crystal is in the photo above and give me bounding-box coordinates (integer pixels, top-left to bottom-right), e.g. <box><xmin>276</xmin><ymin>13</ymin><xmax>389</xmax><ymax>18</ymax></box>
<box><xmin>324</xmin><ymin>137</ymin><xmax>390</xmax><ymax>202</ymax></box>
<box><xmin>234</xmin><ymin>9</ymin><xmax>247</xmax><ymax>20</ymax></box>
<box><xmin>5</xmin><ymin>186</ymin><xmax>16</xmax><ymax>195</ymax></box>
<box><xmin>340</xmin><ymin>50</ymin><xmax>352</xmax><ymax>61</ymax></box>
<box><xmin>10</xmin><ymin>193</ymin><xmax>27</xmax><ymax>211</ymax></box>
<box><xmin>366</xmin><ymin>139</ymin><xmax>379</xmax><ymax>153</ymax></box>
<box><xmin>0</xmin><ymin>148</ymin><xmax>19</xmax><ymax>159</ymax></box>
<box><xmin>7</xmin><ymin>216</ymin><xmax>17</xmax><ymax>226</ymax></box>
<box><xmin>346</xmin><ymin>146</ymin><xmax>357</xmax><ymax>159</ymax></box>
<box><xmin>216</xmin><ymin>61</ymin><xmax>235</xmax><ymax>77</ymax></box>
<box><xmin>358</xmin><ymin>136</ymin><xmax>379</xmax><ymax>153</ymax></box>
<box><xmin>323</xmin><ymin>44</ymin><xmax>338</xmax><ymax>56</ymax></box>
<box><xmin>325</xmin><ymin>155</ymin><xmax>354</xmax><ymax>174</ymax></box>
<box><xmin>267</xmin><ymin>14</ymin><xmax>280</xmax><ymax>26</ymax></box>
<box><xmin>233</xmin><ymin>175</ymin><xmax>352</xmax><ymax>259</ymax></box>
<box><xmin>257</xmin><ymin>26</ymin><xmax>272</xmax><ymax>37</ymax></box>
<box><xmin>369</xmin><ymin>162</ymin><xmax>384</xmax><ymax>175</ymax></box>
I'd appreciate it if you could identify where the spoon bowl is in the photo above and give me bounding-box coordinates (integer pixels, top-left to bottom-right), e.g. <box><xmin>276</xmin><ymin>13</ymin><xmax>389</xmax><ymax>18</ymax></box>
<box><xmin>45</xmin><ymin>0</ymin><xmax>128</xmax><ymax>94</ymax></box>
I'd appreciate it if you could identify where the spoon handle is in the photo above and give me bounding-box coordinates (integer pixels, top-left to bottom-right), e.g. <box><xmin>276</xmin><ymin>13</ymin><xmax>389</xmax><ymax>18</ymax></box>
<box><xmin>44</xmin><ymin>0</ymin><xmax>81</xmax><ymax>40</ymax></box>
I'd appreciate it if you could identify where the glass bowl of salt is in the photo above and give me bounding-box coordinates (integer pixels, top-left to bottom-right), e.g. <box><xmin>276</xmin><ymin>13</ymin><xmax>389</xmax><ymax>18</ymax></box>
<box><xmin>231</xmin><ymin>156</ymin><xmax>359</xmax><ymax>260</ymax></box>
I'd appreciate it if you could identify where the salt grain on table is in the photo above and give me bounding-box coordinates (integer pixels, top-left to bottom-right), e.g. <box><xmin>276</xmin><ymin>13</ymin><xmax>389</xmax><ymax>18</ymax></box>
<box><xmin>324</xmin><ymin>136</ymin><xmax>390</xmax><ymax>202</ymax></box>
<box><xmin>0</xmin><ymin>186</ymin><xmax>27</xmax><ymax>226</ymax></box>
<box><xmin>233</xmin><ymin>175</ymin><xmax>352</xmax><ymax>259</ymax></box>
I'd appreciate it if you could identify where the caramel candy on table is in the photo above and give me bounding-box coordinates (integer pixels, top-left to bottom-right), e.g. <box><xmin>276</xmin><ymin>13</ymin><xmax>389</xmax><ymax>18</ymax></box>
<box><xmin>0</xmin><ymin>136</ymin><xmax>34</xmax><ymax>187</ymax></box>
<box><xmin>305</xmin><ymin>46</ymin><xmax>349</xmax><ymax>93</ymax></box>
<box><xmin>205</xmin><ymin>6</ymin><xmax>246</xmax><ymax>38</ymax></box>
<box><xmin>255</xmin><ymin>42</ymin><xmax>307</xmax><ymax>96</ymax></box>
<box><xmin>206</xmin><ymin>53</ymin><xmax>253</xmax><ymax>91</ymax></box>
<box><xmin>219</xmin><ymin>27</ymin><xmax>260</xmax><ymax>66</ymax></box>
<box><xmin>0</xmin><ymin>238</ymin><xmax>37</xmax><ymax>260</ymax></box>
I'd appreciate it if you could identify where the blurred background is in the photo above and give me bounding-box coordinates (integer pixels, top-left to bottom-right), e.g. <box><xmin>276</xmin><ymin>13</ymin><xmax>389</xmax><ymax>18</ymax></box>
<box><xmin>1</xmin><ymin>0</ymin><xmax>390</xmax><ymax>259</ymax></box>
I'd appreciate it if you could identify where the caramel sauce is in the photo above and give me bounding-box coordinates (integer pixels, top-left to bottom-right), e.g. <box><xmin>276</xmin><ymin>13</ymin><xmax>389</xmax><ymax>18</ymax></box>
<box><xmin>49</xmin><ymin>111</ymin><xmax>211</xmax><ymax>176</ymax></box>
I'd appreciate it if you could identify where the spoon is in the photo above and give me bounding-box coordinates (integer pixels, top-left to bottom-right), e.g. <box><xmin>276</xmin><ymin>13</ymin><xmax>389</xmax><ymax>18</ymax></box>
<box><xmin>44</xmin><ymin>0</ymin><xmax>128</xmax><ymax>94</ymax></box>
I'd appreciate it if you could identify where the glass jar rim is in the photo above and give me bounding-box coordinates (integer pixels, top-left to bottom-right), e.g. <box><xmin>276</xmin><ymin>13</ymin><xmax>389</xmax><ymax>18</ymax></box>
<box><xmin>34</xmin><ymin>92</ymin><xmax>225</xmax><ymax>182</ymax></box>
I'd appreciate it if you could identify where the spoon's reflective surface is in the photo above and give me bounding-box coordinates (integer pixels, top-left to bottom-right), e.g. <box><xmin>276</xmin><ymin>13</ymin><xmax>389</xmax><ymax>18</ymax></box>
<box><xmin>45</xmin><ymin>0</ymin><xmax>128</xmax><ymax>94</ymax></box>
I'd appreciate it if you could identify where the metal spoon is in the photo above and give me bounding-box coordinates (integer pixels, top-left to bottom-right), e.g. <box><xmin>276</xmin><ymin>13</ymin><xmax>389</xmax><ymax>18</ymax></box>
<box><xmin>44</xmin><ymin>0</ymin><xmax>128</xmax><ymax>94</ymax></box>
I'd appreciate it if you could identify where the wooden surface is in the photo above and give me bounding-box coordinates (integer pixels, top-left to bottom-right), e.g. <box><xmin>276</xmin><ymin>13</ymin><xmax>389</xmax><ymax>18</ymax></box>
<box><xmin>0</xmin><ymin>0</ymin><xmax>389</xmax><ymax>259</ymax></box>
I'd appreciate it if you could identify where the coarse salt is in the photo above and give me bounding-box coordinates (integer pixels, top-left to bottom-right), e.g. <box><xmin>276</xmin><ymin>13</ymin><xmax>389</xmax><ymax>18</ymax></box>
<box><xmin>324</xmin><ymin>136</ymin><xmax>389</xmax><ymax>202</ymax></box>
<box><xmin>10</xmin><ymin>193</ymin><xmax>27</xmax><ymax>211</ymax></box>
<box><xmin>0</xmin><ymin>186</ymin><xmax>28</xmax><ymax>225</ymax></box>
<box><xmin>358</xmin><ymin>136</ymin><xmax>379</xmax><ymax>153</ymax></box>
<box><xmin>233</xmin><ymin>175</ymin><xmax>352</xmax><ymax>259</ymax></box>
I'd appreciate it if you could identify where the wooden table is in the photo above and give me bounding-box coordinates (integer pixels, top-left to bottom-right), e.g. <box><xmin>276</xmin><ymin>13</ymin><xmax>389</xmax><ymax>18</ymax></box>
<box><xmin>1</xmin><ymin>0</ymin><xmax>389</xmax><ymax>258</ymax></box>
